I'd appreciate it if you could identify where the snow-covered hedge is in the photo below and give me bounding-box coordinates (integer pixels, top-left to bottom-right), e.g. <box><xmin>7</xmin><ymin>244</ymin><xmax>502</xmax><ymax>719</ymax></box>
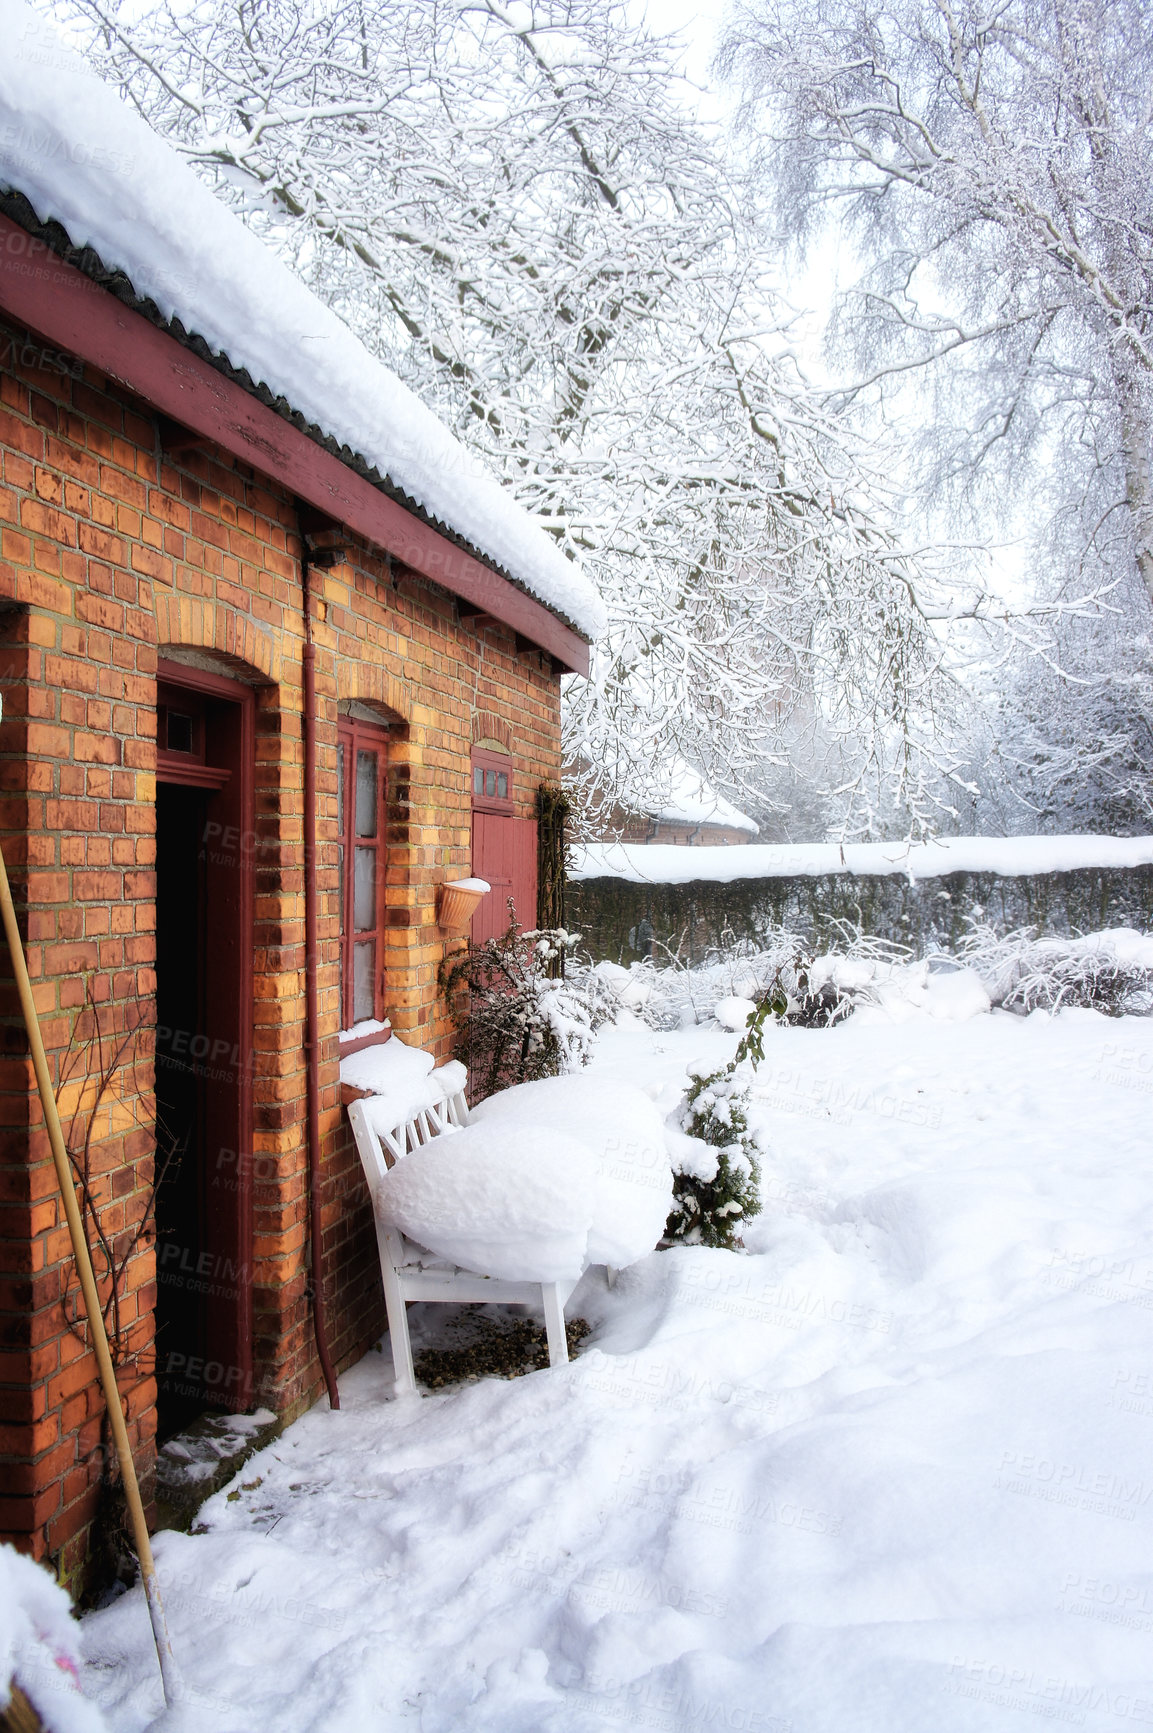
<box><xmin>572</xmin><ymin>835</ymin><xmax>1153</xmax><ymax>884</ymax></box>
<box><xmin>567</xmin><ymin>846</ymin><xmax>1153</xmax><ymax>964</ymax></box>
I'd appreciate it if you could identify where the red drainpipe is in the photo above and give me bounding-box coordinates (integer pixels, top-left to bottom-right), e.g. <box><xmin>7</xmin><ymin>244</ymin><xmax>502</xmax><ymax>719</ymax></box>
<box><xmin>299</xmin><ymin>524</ymin><xmax>340</xmax><ymax>1411</ymax></box>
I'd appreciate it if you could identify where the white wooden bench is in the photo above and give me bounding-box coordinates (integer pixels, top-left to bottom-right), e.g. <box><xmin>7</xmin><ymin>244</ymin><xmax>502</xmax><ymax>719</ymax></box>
<box><xmin>347</xmin><ymin>1085</ymin><xmax>578</xmax><ymax>1395</ymax></box>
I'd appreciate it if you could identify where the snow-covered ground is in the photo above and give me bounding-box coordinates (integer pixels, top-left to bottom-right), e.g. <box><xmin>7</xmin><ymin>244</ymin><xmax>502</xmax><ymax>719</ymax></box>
<box><xmin>82</xmin><ymin>1007</ymin><xmax>1153</xmax><ymax>1731</ymax></box>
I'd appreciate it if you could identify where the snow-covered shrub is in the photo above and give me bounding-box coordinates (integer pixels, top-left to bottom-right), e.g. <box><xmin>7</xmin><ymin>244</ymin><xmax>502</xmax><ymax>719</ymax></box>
<box><xmin>802</xmin><ymin>930</ymin><xmax>995</xmax><ymax>1023</ymax></box>
<box><xmin>755</xmin><ymin>948</ymin><xmax>854</xmax><ymax>1028</ymax></box>
<box><xmin>592</xmin><ymin>922</ymin><xmax>1153</xmax><ymax>1037</ymax></box>
<box><xmin>598</xmin><ymin>931</ymin><xmax>816</xmax><ymax>1031</ymax></box>
<box><xmin>440</xmin><ymin>916</ymin><xmax>616</xmax><ymax>1100</ymax></box>
<box><xmin>606</xmin><ymin>929</ymin><xmax>908</xmax><ymax>1032</ymax></box>
<box><xmin>665</xmin><ymin>1063</ymin><xmax>762</xmax><ymax>1249</ymax></box>
<box><xmin>955</xmin><ymin>924</ymin><xmax>1153</xmax><ymax>1016</ymax></box>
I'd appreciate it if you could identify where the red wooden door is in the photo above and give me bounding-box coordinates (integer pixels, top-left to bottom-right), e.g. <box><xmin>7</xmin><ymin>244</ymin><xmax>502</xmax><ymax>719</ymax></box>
<box><xmin>470</xmin><ymin>747</ymin><xmax>537</xmax><ymax>941</ymax></box>
<box><xmin>471</xmin><ymin>810</ymin><xmax>537</xmax><ymax>942</ymax></box>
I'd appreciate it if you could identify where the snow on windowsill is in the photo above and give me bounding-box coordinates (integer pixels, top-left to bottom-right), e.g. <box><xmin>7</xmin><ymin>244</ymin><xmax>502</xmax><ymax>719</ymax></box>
<box><xmin>338</xmin><ymin>1018</ymin><xmax>392</xmax><ymax>1042</ymax></box>
<box><xmin>339</xmin><ymin>1034</ymin><xmax>467</xmax><ymax>1128</ymax></box>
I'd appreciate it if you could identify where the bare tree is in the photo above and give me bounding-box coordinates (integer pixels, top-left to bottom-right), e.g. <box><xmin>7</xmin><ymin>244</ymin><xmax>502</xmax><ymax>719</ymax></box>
<box><xmin>721</xmin><ymin>0</ymin><xmax>1153</xmax><ymax>617</ymax></box>
<box><xmin>46</xmin><ymin>0</ymin><xmax>1014</xmax><ymax>832</ymax></box>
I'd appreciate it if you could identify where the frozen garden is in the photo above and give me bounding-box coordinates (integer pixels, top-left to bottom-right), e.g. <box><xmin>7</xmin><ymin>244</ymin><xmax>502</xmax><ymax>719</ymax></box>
<box><xmin>4</xmin><ymin>0</ymin><xmax>1153</xmax><ymax>1727</ymax></box>
<box><xmin>5</xmin><ymin>926</ymin><xmax>1150</xmax><ymax>1732</ymax></box>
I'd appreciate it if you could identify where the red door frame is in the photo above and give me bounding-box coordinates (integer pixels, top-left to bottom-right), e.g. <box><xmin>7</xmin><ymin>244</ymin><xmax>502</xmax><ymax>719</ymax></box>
<box><xmin>155</xmin><ymin>656</ymin><xmax>255</xmax><ymax>1409</ymax></box>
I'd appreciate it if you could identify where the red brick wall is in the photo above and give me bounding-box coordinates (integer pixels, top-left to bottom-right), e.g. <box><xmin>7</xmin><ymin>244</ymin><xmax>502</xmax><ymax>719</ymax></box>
<box><xmin>0</xmin><ymin>312</ymin><xmax>563</xmax><ymax>1587</ymax></box>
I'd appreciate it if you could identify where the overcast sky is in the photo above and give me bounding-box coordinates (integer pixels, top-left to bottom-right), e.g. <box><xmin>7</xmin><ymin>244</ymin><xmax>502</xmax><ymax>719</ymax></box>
<box><xmin>633</xmin><ymin>0</ymin><xmax>727</xmax><ymax>115</ymax></box>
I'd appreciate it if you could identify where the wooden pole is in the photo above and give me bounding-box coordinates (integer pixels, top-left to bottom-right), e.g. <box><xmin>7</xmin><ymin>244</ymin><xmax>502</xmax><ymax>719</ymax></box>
<box><xmin>0</xmin><ymin>837</ymin><xmax>181</xmax><ymax>1708</ymax></box>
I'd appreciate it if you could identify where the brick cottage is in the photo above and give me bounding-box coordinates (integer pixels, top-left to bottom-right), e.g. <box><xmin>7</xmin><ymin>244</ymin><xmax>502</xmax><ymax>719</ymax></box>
<box><xmin>0</xmin><ymin>31</ymin><xmax>602</xmax><ymax>1590</ymax></box>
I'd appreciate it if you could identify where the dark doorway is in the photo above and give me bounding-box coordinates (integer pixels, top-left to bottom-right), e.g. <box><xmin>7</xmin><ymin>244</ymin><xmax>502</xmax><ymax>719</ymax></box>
<box><xmin>153</xmin><ymin>661</ymin><xmax>254</xmax><ymax>1437</ymax></box>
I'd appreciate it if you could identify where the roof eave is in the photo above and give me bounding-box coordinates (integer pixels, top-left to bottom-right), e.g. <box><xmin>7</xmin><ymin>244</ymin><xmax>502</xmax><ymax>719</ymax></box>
<box><xmin>0</xmin><ymin>201</ymin><xmax>590</xmax><ymax>675</ymax></box>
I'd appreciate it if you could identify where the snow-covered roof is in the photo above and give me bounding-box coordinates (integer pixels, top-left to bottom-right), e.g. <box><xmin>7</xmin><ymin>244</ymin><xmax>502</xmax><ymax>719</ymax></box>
<box><xmin>571</xmin><ymin>834</ymin><xmax>1153</xmax><ymax>884</ymax></box>
<box><xmin>642</xmin><ymin>761</ymin><xmax>758</xmax><ymax>836</ymax></box>
<box><xmin>0</xmin><ymin>0</ymin><xmax>605</xmax><ymax>643</ymax></box>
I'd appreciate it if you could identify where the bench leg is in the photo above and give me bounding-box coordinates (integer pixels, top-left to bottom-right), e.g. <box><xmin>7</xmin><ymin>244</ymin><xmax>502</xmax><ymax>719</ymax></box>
<box><xmin>541</xmin><ymin>1282</ymin><xmax>568</xmax><ymax>1367</ymax></box>
<box><xmin>381</xmin><ymin>1262</ymin><xmax>418</xmax><ymax>1395</ymax></box>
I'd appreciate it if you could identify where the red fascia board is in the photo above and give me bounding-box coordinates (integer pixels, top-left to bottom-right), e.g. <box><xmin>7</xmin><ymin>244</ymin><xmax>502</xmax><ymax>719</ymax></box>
<box><xmin>0</xmin><ymin>216</ymin><xmax>589</xmax><ymax>675</ymax></box>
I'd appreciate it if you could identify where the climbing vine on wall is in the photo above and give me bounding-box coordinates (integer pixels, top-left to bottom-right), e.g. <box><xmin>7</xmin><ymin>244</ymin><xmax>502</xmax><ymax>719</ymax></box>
<box><xmin>536</xmin><ymin>783</ymin><xmax>571</xmax><ymax>977</ymax></box>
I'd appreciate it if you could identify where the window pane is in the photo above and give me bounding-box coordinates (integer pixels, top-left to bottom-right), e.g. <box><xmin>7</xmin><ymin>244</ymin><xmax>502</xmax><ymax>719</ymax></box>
<box><xmin>337</xmin><ymin>741</ymin><xmax>345</xmax><ymax>834</ymax></box>
<box><xmin>353</xmin><ymin>941</ymin><xmax>375</xmax><ymax>1022</ymax></box>
<box><xmin>355</xmin><ymin>750</ymin><xmax>378</xmax><ymax>837</ymax></box>
<box><xmin>486</xmin><ymin>769</ymin><xmax>496</xmax><ymax>797</ymax></box>
<box><xmin>473</xmin><ymin>766</ymin><xmax>483</xmax><ymax>797</ymax></box>
<box><xmin>167</xmin><ymin>711</ymin><xmax>195</xmax><ymax>754</ymax></box>
<box><xmin>354</xmin><ymin>846</ymin><xmax>376</xmax><ymax>929</ymax></box>
<box><xmin>497</xmin><ymin>772</ymin><xmax>508</xmax><ymax>799</ymax></box>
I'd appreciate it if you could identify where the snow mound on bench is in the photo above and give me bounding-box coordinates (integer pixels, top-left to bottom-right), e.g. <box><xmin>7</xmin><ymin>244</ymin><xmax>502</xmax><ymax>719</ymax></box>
<box><xmin>471</xmin><ymin>1076</ymin><xmax>673</xmax><ymax>1268</ymax></box>
<box><xmin>375</xmin><ymin>1121</ymin><xmax>601</xmax><ymax>1282</ymax></box>
<box><xmin>0</xmin><ymin>1542</ymin><xmax>108</xmax><ymax>1731</ymax></box>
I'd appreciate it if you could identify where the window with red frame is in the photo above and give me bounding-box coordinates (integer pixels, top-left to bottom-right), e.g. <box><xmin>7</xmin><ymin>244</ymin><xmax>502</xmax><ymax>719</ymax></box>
<box><xmin>337</xmin><ymin>716</ymin><xmax>389</xmax><ymax>1027</ymax></box>
<box><xmin>471</xmin><ymin>747</ymin><xmax>513</xmax><ymax>812</ymax></box>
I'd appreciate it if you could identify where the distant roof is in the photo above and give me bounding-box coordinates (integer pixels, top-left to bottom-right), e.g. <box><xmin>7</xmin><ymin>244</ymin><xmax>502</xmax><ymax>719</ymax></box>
<box><xmin>635</xmin><ymin>760</ymin><xmax>759</xmax><ymax>836</ymax></box>
<box><xmin>0</xmin><ymin>0</ymin><xmax>605</xmax><ymax>644</ymax></box>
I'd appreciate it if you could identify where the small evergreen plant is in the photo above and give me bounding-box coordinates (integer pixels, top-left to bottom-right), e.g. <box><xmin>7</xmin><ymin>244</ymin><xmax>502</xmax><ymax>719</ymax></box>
<box><xmin>664</xmin><ymin>995</ymin><xmax>775</xmax><ymax>1249</ymax></box>
<box><xmin>663</xmin><ymin>951</ymin><xmax>846</xmax><ymax>1249</ymax></box>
